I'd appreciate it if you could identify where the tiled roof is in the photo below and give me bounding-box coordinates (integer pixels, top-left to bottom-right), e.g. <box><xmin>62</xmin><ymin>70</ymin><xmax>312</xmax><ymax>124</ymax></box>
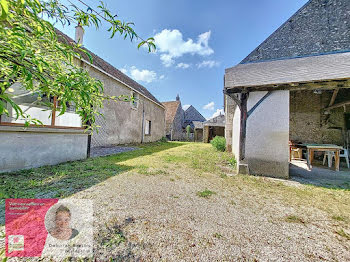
<box><xmin>56</xmin><ymin>29</ymin><xmax>163</xmax><ymax>107</ymax></box>
<box><xmin>162</xmin><ymin>101</ymin><xmax>181</xmax><ymax>124</ymax></box>
<box><xmin>225</xmin><ymin>52</ymin><xmax>350</xmax><ymax>89</ymax></box>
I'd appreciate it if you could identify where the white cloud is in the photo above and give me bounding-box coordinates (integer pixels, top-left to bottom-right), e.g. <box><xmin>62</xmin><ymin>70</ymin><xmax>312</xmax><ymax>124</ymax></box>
<box><xmin>154</xmin><ymin>29</ymin><xmax>214</xmax><ymax>67</ymax></box>
<box><xmin>130</xmin><ymin>66</ymin><xmax>157</xmax><ymax>83</ymax></box>
<box><xmin>176</xmin><ymin>63</ymin><xmax>191</xmax><ymax>69</ymax></box>
<box><xmin>203</xmin><ymin>101</ymin><xmax>215</xmax><ymax>110</ymax></box>
<box><xmin>211</xmin><ymin>109</ymin><xmax>225</xmax><ymax>119</ymax></box>
<box><xmin>120</xmin><ymin>68</ymin><xmax>128</xmax><ymax>74</ymax></box>
<box><xmin>197</xmin><ymin>60</ymin><xmax>220</xmax><ymax>68</ymax></box>
<box><xmin>183</xmin><ymin>104</ymin><xmax>191</xmax><ymax>110</ymax></box>
<box><xmin>120</xmin><ymin>66</ymin><xmax>163</xmax><ymax>83</ymax></box>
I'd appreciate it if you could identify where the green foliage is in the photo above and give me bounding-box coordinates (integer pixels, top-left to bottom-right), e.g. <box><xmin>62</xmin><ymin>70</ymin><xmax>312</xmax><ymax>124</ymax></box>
<box><xmin>228</xmin><ymin>156</ymin><xmax>237</xmax><ymax>168</ymax></box>
<box><xmin>159</xmin><ymin>136</ymin><xmax>168</xmax><ymax>143</ymax></box>
<box><xmin>186</xmin><ymin>125</ymin><xmax>192</xmax><ymax>140</ymax></box>
<box><xmin>210</xmin><ymin>136</ymin><xmax>226</xmax><ymax>152</ymax></box>
<box><xmin>0</xmin><ymin>0</ymin><xmax>155</xmax><ymax>130</ymax></box>
<box><xmin>196</xmin><ymin>189</ymin><xmax>216</xmax><ymax>198</ymax></box>
<box><xmin>186</xmin><ymin>125</ymin><xmax>191</xmax><ymax>135</ymax></box>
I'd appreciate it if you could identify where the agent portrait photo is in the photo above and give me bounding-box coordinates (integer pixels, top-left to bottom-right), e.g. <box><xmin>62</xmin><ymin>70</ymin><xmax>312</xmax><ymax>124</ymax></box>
<box><xmin>49</xmin><ymin>205</ymin><xmax>79</xmax><ymax>240</ymax></box>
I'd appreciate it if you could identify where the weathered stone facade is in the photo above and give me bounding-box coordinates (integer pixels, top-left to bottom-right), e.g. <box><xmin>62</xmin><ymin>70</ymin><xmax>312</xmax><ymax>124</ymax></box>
<box><xmin>224</xmin><ymin>94</ymin><xmax>236</xmax><ymax>152</ymax></box>
<box><xmin>171</xmin><ymin>103</ymin><xmax>185</xmax><ymax>140</ymax></box>
<box><xmin>85</xmin><ymin>65</ymin><xmax>166</xmax><ymax>147</ymax></box>
<box><xmin>242</xmin><ymin>0</ymin><xmax>350</xmax><ymax>64</ymax></box>
<box><xmin>290</xmin><ymin>90</ymin><xmax>350</xmax><ymax>145</ymax></box>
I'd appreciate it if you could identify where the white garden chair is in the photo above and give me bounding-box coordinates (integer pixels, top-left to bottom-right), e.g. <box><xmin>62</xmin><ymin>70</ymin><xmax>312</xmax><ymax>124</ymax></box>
<box><xmin>323</xmin><ymin>148</ymin><xmax>350</xmax><ymax>168</ymax></box>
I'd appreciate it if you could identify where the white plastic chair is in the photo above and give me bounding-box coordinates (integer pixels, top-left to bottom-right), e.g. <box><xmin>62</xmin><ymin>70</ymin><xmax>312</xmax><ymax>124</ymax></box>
<box><xmin>323</xmin><ymin>148</ymin><xmax>350</xmax><ymax>168</ymax></box>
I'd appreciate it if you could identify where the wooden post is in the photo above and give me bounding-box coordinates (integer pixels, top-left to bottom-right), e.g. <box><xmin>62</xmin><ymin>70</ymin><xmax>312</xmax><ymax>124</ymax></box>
<box><xmin>239</xmin><ymin>93</ymin><xmax>249</xmax><ymax>161</ymax></box>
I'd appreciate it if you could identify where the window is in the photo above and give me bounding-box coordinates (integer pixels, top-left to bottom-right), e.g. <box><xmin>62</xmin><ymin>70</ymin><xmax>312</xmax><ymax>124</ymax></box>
<box><xmin>130</xmin><ymin>91</ymin><xmax>138</xmax><ymax>109</ymax></box>
<box><xmin>145</xmin><ymin>120</ymin><xmax>151</xmax><ymax>135</ymax></box>
<box><xmin>0</xmin><ymin>83</ymin><xmax>82</xmax><ymax>128</ymax></box>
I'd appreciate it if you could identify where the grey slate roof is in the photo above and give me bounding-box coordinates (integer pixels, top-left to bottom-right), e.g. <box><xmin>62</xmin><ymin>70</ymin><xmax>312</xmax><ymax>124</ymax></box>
<box><xmin>192</xmin><ymin>121</ymin><xmax>204</xmax><ymax>129</ymax></box>
<box><xmin>225</xmin><ymin>51</ymin><xmax>350</xmax><ymax>89</ymax></box>
<box><xmin>241</xmin><ymin>0</ymin><xmax>350</xmax><ymax>64</ymax></box>
<box><xmin>204</xmin><ymin>114</ymin><xmax>225</xmax><ymax>127</ymax></box>
<box><xmin>184</xmin><ymin>106</ymin><xmax>206</xmax><ymax>122</ymax></box>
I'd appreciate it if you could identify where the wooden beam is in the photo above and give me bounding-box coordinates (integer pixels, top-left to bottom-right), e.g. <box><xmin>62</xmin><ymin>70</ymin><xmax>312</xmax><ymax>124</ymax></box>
<box><xmin>224</xmin><ymin>89</ymin><xmax>242</xmax><ymax>110</ymax></box>
<box><xmin>328</xmin><ymin>89</ymin><xmax>339</xmax><ymax>107</ymax></box>
<box><xmin>247</xmin><ymin>91</ymin><xmax>272</xmax><ymax>118</ymax></box>
<box><xmin>225</xmin><ymin>80</ymin><xmax>350</xmax><ymax>94</ymax></box>
<box><xmin>239</xmin><ymin>93</ymin><xmax>249</xmax><ymax>161</ymax></box>
<box><xmin>325</xmin><ymin>100</ymin><xmax>350</xmax><ymax>111</ymax></box>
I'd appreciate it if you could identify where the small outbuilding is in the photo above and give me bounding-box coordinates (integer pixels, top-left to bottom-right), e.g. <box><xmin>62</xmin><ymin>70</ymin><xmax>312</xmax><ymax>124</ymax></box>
<box><xmin>203</xmin><ymin>114</ymin><xmax>225</xmax><ymax>143</ymax></box>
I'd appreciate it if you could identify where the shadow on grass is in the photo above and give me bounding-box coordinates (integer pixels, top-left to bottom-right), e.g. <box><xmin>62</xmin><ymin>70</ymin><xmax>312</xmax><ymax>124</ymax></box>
<box><xmin>0</xmin><ymin>141</ymin><xmax>185</xmax><ymax>225</ymax></box>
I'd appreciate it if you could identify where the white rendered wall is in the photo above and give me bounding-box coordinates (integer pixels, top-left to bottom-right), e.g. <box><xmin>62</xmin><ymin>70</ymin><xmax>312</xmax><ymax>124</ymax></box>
<box><xmin>232</xmin><ymin>105</ymin><xmax>241</xmax><ymax>163</ymax></box>
<box><xmin>245</xmin><ymin>91</ymin><xmax>290</xmax><ymax>178</ymax></box>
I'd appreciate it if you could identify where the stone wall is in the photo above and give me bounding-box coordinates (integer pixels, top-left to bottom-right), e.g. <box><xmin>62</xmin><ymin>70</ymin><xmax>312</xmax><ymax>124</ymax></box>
<box><xmin>242</xmin><ymin>0</ymin><xmax>350</xmax><ymax>63</ymax></box>
<box><xmin>85</xmin><ymin>65</ymin><xmax>165</xmax><ymax>147</ymax></box>
<box><xmin>0</xmin><ymin>126</ymin><xmax>88</xmax><ymax>173</ymax></box>
<box><xmin>171</xmin><ymin>104</ymin><xmax>185</xmax><ymax>140</ymax></box>
<box><xmin>225</xmin><ymin>95</ymin><xmax>236</xmax><ymax>152</ymax></box>
<box><xmin>290</xmin><ymin>90</ymin><xmax>350</xmax><ymax>145</ymax></box>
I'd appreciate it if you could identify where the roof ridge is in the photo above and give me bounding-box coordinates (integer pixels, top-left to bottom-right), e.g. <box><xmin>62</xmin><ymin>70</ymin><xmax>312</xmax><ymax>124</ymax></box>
<box><xmin>241</xmin><ymin>49</ymin><xmax>350</xmax><ymax>65</ymax></box>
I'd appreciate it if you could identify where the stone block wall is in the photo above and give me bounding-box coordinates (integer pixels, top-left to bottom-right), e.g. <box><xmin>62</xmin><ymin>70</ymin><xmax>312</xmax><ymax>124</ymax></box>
<box><xmin>290</xmin><ymin>90</ymin><xmax>350</xmax><ymax>146</ymax></box>
<box><xmin>171</xmin><ymin>104</ymin><xmax>185</xmax><ymax>141</ymax></box>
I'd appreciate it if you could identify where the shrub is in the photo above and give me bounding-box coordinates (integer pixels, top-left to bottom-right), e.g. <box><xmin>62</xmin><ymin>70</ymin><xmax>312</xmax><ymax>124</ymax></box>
<box><xmin>159</xmin><ymin>136</ymin><xmax>168</xmax><ymax>143</ymax></box>
<box><xmin>228</xmin><ymin>156</ymin><xmax>237</xmax><ymax>168</ymax></box>
<box><xmin>210</xmin><ymin>136</ymin><xmax>226</xmax><ymax>151</ymax></box>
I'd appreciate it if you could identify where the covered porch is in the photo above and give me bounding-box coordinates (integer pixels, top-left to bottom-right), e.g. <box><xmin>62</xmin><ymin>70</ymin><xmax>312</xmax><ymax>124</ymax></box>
<box><xmin>224</xmin><ymin>51</ymin><xmax>350</xmax><ymax>179</ymax></box>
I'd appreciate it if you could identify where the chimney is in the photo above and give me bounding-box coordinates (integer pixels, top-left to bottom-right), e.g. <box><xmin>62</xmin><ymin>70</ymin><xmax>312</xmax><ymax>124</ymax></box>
<box><xmin>75</xmin><ymin>24</ymin><xmax>84</xmax><ymax>45</ymax></box>
<box><xmin>176</xmin><ymin>94</ymin><xmax>180</xmax><ymax>101</ymax></box>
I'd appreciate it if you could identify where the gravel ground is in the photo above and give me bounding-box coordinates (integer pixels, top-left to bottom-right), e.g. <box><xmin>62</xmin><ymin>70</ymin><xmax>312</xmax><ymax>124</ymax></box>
<box><xmin>1</xmin><ymin>143</ymin><xmax>350</xmax><ymax>261</ymax></box>
<box><xmin>90</xmin><ymin>146</ymin><xmax>139</xmax><ymax>157</ymax></box>
<box><xmin>74</xmin><ymin>168</ymin><xmax>350</xmax><ymax>261</ymax></box>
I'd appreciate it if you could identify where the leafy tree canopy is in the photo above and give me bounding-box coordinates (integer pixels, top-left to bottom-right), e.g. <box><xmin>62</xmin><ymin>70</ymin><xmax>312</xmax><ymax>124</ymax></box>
<box><xmin>0</xmin><ymin>0</ymin><xmax>156</xmax><ymax>130</ymax></box>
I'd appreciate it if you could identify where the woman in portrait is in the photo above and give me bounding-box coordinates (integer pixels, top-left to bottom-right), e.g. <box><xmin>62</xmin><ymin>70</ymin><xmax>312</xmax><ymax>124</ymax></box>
<box><xmin>49</xmin><ymin>205</ymin><xmax>79</xmax><ymax>240</ymax></box>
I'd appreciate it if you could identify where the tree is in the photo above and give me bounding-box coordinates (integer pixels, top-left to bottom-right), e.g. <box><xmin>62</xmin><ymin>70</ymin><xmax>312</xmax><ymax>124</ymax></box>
<box><xmin>186</xmin><ymin>125</ymin><xmax>192</xmax><ymax>140</ymax></box>
<box><xmin>0</xmin><ymin>0</ymin><xmax>156</xmax><ymax>130</ymax></box>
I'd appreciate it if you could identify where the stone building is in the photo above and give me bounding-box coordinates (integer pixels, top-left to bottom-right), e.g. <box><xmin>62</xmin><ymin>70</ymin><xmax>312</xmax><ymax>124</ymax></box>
<box><xmin>162</xmin><ymin>95</ymin><xmax>205</xmax><ymax>141</ymax></box>
<box><xmin>224</xmin><ymin>0</ymin><xmax>350</xmax><ymax>178</ymax></box>
<box><xmin>194</xmin><ymin>114</ymin><xmax>225</xmax><ymax>143</ymax></box>
<box><xmin>0</xmin><ymin>28</ymin><xmax>165</xmax><ymax>173</ymax></box>
<box><xmin>162</xmin><ymin>95</ymin><xmax>185</xmax><ymax>141</ymax></box>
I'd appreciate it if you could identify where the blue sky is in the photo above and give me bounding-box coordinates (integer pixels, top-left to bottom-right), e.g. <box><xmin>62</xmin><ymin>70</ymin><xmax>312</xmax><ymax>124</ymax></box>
<box><xmin>57</xmin><ymin>0</ymin><xmax>308</xmax><ymax>119</ymax></box>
